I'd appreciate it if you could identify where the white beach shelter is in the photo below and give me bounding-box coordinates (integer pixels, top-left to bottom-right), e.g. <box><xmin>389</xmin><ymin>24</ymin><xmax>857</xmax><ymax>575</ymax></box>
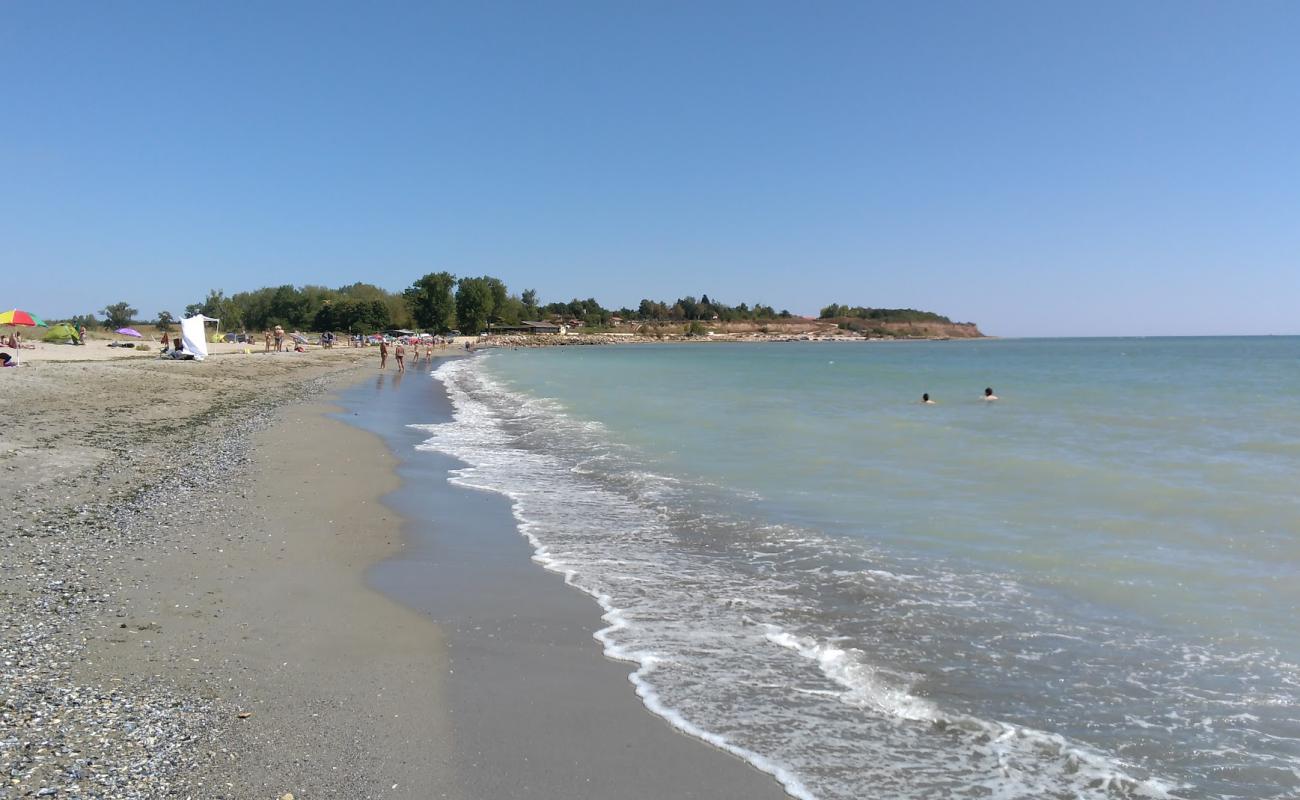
<box><xmin>180</xmin><ymin>314</ymin><xmax>218</xmax><ymax>361</ymax></box>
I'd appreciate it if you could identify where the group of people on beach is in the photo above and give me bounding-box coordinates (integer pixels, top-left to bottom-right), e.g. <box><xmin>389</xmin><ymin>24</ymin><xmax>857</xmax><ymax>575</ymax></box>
<box><xmin>1</xmin><ymin>326</ymin><xmax>82</xmax><ymax>365</ymax></box>
<box><xmin>377</xmin><ymin>337</ymin><xmax>439</xmax><ymax>372</ymax></box>
<box><xmin>921</xmin><ymin>388</ymin><xmax>998</xmax><ymax>404</ymax></box>
<box><xmin>262</xmin><ymin>325</ymin><xmax>287</xmax><ymax>352</ymax></box>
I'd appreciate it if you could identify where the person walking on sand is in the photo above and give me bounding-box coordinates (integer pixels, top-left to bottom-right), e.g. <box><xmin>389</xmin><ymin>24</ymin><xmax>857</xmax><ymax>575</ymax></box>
<box><xmin>379</xmin><ymin>339</ymin><xmax>389</xmax><ymax>369</ymax></box>
<box><xmin>983</xmin><ymin>387</ymin><xmax>999</xmax><ymax>401</ymax></box>
<box><xmin>395</xmin><ymin>340</ymin><xmax>406</xmax><ymax>372</ymax></box>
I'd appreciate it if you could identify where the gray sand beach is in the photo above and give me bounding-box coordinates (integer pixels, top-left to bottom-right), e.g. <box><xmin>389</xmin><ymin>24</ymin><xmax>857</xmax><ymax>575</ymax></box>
<box><xmin>1</xmin><ymin>349</ymin><xmax>789</xmax><ymax>799</ymax></box>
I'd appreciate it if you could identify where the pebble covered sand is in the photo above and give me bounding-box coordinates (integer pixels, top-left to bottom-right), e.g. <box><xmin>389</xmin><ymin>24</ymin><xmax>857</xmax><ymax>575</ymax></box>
<box><xmin>3</xmin><ymin>343</ymin><xmax>801</xmax><ymax>800</ymax></box>
<box><xmin>1</xmin><ymin>352</ymin><xmax>372</xmax><ymax>799</ymax></box>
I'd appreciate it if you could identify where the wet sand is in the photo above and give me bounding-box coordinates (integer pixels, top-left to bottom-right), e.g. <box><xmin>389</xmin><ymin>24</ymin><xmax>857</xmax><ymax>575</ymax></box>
<box><xmin>85</xmin><ymin>398</ymin><xmax>459</xmax><ymax>798</ymax></box>
<box><xmin>339</xmin><ymin>360</ymin><xmax>791</xmax><ymax>799</ymax></box>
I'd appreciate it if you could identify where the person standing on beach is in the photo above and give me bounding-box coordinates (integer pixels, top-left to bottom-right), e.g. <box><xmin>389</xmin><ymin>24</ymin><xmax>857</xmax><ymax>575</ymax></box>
<box><xmin>77</xmin><ymin>324</ymin><xmax>87</xmax><ymax>345</ymax></box>
<box><xmin>395</xmin><ymin>340</ymin><xmax>406</xmax><ymax>372</ymax></box>
<box><xmin>274</xmin><ymin>324</ymin><xmax>285</xmax><ymax>352</ymax></box>
<box><xmin>379</xmin><ymin>339</ymin><xmax>389</xmax><ymax>369</ymax></box>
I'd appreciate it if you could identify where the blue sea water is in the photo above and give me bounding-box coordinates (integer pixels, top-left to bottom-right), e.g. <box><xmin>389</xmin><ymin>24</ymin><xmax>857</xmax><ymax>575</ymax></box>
<box><xmin>414</xmin><ymin>338</ymin><xmax>1299</xmax><ymax>799</ymax></box>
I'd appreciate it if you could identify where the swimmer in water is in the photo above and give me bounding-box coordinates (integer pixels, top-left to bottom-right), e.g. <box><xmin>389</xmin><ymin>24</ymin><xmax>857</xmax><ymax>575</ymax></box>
<box><xmin>983</xmin><ymin>387</ymin><xmax>998</xmax><ymax>401</ymax></box>
<box><xmin>922</xmin><ymin>393</ymin><xmax>935</xmax><ymax>404</ymax></box>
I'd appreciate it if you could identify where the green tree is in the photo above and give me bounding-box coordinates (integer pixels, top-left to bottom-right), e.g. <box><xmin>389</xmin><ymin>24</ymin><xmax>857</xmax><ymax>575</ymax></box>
<box><xmin>232</xmin><ymin>289</ymin><xmax>273</xmax><ymax>330</ymax></box>
<box><xmin>521</xmin><ymin>288</ymin><xmax>538</xmax><ymax>317</ymax></box>
<box><xmin>637</xmin><ymin>299</ymin><xmax>667</xmax><ymax>320</ymax></box>
<box><xmin>578</xmin><ymin>297</ymin><xmax>610</xmax><ymax>326</ymax></box>
<box><xmin>267</xmin><ymin>285</ymin><xmax>309</xmax><ymax>328</ymax></box>
<box><xmin>155</xmin><ymin>311</ymin><xmax>176</xmax><ymax>332</ymax></box>
<box><xmin>405</xmin><ymin>272</ymin><xmax>457</xmax><ymax>332</ymax></box>
<box><xmin>101</xmin><ymin>302</ymin><xmax>137</xmax><ymax>329</ymax></box>
<box><xmin>313</xmin><ymin>301</ymin><xmax>337</xmax><ymax>332</ymax></box>
<box><xmin>364</xmin><ymin>300</ymin><xmax>391</xmax><ymax>331</ymax></box>
<box><xmin>336</xmin><ymin>282</ymin><xmax>389</xmax><ymax>301</ymax></box>
<box><xmin>486</xmin><ymin>277</ymin><xmax>508</xmax><ymax>316</ymax></box>
<box><xmin>68</xmin><ymin>313</ymin><xmax>98</xmax><ymax>331</ymax></box>
<box><xmin>817</xmin><ymin>304</ymin><xmax>952</xmax><ymax>324</ymax></box>
<box><xmin>200</xmin><ymin>290</ymin><xmax>244</xmax><ymax>328</ymax></box>
<box><xmin>497</xmin><ymin>295</ymin><xmax>526</xmax><ymax>325</ymax></box>
<box><xmin>455</xmin><ymin>276</ymin><xmax>497</xmax><ymax>334</ymax></box>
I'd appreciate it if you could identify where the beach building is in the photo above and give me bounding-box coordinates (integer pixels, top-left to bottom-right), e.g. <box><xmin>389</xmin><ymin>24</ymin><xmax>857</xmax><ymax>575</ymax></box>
<box><xmin>488</xmin><ymin>321</ymin><xmax>564</xmax><ymax>335</ymax></box>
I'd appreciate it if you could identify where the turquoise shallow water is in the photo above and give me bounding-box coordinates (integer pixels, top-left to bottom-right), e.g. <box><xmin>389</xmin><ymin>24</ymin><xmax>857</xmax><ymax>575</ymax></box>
<box><xmin>417</xmin><ymin>338</ymin><xmax>1300</xmax><ymax>799</ymax></box>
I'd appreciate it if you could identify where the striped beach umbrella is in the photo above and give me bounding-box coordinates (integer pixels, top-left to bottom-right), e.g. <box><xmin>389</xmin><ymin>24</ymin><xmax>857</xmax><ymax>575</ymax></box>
<box><xmin>0</xmin><ymin>309</ymin><xmax>45</xmax><ymax>327</ymax></box>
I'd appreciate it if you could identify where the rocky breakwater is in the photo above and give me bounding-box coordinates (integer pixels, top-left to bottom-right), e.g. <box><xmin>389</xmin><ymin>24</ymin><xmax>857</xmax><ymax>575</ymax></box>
<box><xmin>479</xmin><ymin>327</ymin><xmax>980</xmax><ymax>348</ymax></box>
<box><xmin>480</xmin><ymin>333</ymin><xmax>661</xmax><ymax>347</ymax></box>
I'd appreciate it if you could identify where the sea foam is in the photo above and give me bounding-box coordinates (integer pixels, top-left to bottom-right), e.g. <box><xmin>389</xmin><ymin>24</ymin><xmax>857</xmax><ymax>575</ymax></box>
<box><xmin>409</xmin><ymin>354</ymin><xmax>1294</xmax><ymax>800</ymax></box>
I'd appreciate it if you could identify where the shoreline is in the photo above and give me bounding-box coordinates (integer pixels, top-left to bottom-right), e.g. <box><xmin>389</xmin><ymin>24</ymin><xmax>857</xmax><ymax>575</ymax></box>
<box><xmin>338</xmin><ymin>359</ymin><xmax>794</xmax><ymax>799</ymax></box>
<box><xmin>2</xmin><ymin>349</ymin><xmax>790</xmax><ymax>798</ymax></box>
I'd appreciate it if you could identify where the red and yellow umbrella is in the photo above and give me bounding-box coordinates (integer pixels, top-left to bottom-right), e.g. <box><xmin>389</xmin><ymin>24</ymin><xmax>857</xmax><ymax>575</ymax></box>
<box><xmin>0</xmin><ymin>310</ymin><xmax>45</xmax><ymax>327</ymax></box>
<box><xmin>1</xmin><ymin>309</ymin><xmax>47</xmax><ymax>365</ymax></box>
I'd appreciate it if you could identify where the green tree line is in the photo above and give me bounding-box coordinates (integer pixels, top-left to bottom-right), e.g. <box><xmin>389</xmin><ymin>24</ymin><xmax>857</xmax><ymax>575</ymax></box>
<box><xmin>818</xmin><ymin>304</ymin><xmax>954</xmax><ymax>324</ymax></box>
<box><xmin>180</xmin><ymin>276</ymin><xmax>809</xmax><ymax>334</ymax></box>
<box><xmin>59</xmin><ymin>277</ymin><xmax>961</xmax><ymax>337</ymax></box>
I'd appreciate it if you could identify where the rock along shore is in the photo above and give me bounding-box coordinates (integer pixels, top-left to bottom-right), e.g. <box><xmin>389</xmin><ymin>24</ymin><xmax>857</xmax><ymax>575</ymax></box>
<box><xmin>476</xmin><ymin>331</ymin><xmax>976</xmax><ymax>348</ymax></box>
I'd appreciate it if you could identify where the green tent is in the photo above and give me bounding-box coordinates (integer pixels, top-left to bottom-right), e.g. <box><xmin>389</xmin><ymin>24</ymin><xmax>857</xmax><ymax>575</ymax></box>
<box><xmin>43</xmin><ymin>323</ymin><xmax>80</xmax><ymax>344</ymax></box>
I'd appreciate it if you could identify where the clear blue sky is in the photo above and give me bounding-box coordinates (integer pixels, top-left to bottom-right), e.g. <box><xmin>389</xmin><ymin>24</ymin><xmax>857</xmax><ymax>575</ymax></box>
<box><xmin>4</xmin><ymin>1</ymin><xmax>1298</xmax><ymax>336</ymax></box>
